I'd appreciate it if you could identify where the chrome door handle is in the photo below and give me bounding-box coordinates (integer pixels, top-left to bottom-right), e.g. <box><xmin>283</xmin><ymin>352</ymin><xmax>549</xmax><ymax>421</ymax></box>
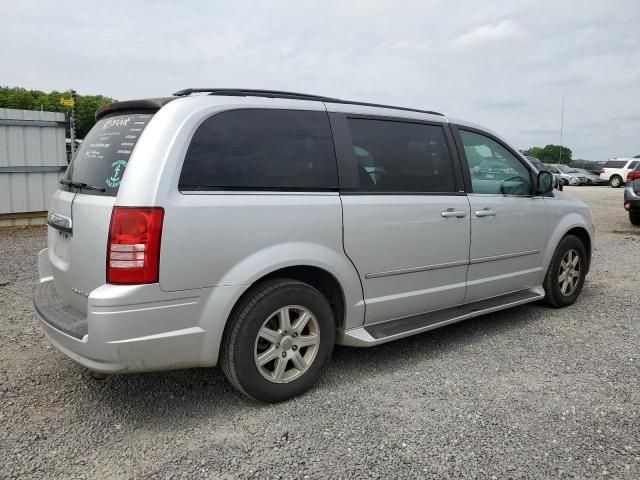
<box><xmin>441</xmin><ymin>208</ymin><xmax>467</xmax><ymax>218</ymax></box>
<box><xmin>475</xmin><ymin>208</ymin><xmax>497</xmax><ymax>217</ymax></box>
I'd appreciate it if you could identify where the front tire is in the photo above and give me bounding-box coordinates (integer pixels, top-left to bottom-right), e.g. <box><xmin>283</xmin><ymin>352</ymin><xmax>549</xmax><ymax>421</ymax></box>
<box><xmin>543</xmin><ymin>235</ymin><xmax>587</xmax><ymax>308</ymax></box>
<box><xmin>221</xmin><ymin>278</ymin><xmax>335</xmax><ymax>403</ymax></box>
<box><xmin>630</xmin><ymin>212</ymin><xmax>640</xmax><ymax>226</ymax></box>
<box><xmin>609</xmin><ymin>175</ymin><xmax>623</xmax><ymax>188</ymax></box>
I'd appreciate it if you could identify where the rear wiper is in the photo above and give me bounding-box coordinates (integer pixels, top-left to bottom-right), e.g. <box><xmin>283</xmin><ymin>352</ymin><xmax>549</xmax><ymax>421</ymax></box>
<box><xmin>60</xmin><ymin>179</ymin><xmax>106</xmax><ymax>192</ymax></box>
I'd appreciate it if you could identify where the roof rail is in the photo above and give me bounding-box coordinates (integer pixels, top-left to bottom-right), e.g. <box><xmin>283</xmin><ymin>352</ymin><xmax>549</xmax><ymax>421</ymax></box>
<box><xmin>172</xmin><ymin>88</ymin><xmax>444</xmax><ymax>117</ymax></box>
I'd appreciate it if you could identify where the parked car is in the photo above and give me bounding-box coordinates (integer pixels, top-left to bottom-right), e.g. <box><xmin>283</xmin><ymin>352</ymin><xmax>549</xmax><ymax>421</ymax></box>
<box><xmin>569</xmin><ymin>159</ymin><xmax>606</xmax><ymax>176</ymax></box>
<box><xmin>600</xmin><ymin>158</ymin><xmax>639</xmax><ymax>188</ymax></box>
<box><xmin>34</xmin><ymin>89</ymin><xmax>595</xmax><ymax>402</ymax></box>
<box><xmin>624</xmin><ymin>162</ymin><xmax>640</xmax><ymax>225</ymax></box>
<box><xmin>552</xmin><ymin>165</ymin><xmax>589</xmax><ymax>185</ymax></box>
<box><xmin>544</xmin><ymin>164</ymin><xmax>583</xmax><ymax>186</ymax></box>
<box><xmin>525</xmin><ymin>156</ymin><xmax>563</xmax><ymax>190</ymax></box>
<box><xmin>573</xmin><ymin>168</ymin><xmax>606</xmax><ymax>185</ymax></box>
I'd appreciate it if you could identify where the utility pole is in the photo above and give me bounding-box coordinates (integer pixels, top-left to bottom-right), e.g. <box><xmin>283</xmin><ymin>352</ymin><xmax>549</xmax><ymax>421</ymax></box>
<box><xmin>559</xmin><ymin>97</ymin><xmax>565</xmax><ymax>164</ymax></box>
<box><xmin>70</xmin><ymin>89</ymin><xmax>77</xmax><ymax>158</ymax></box>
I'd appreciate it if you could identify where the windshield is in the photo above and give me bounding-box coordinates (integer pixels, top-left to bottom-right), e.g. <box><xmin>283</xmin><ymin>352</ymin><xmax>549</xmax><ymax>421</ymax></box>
<box><xmin>61</xmin><ymin>113</ymin><xmax>154</xmax><ymax>196</ymax></box>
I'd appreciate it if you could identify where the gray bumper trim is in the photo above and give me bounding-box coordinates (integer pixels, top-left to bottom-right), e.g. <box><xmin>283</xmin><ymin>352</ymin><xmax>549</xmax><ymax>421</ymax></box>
<box><xmin>33</xmin><ymin>281</ymin><xmax>87</xmax><ymax>339</ymax></box>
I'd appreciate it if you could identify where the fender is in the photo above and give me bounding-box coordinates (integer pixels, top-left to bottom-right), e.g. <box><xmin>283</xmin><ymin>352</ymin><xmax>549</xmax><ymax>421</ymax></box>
<box><xmin>196</xmin><ymin>242</ymin><xmax>365</xmax><ymax>364</ymax></box>
<box><xmin>541</xmin><ymin>212</ymin><xmax>594</xmax><ymax>275</ymax></box>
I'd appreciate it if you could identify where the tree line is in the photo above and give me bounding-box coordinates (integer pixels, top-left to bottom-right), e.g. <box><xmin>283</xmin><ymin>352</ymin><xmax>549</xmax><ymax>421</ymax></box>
<box><xmin>2</xmin><ymin>87</ymin><xmax>639</xmax><ymax>159</ymax></box>
<box><xmin>0</xmin><ymin>86</ymin><xmax>115</xmax><ymax>139</ymax></box>
<box><xmin>521</xmin><ymin>145</ymin><xmax>573</xmax><ymax>164</ymax></box>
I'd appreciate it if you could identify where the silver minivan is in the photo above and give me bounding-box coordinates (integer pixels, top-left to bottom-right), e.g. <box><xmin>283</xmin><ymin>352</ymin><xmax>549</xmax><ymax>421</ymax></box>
<box><xmin>34</xmin><ymin>89</ymin><xmax>594</xmax><ymax>402</ymax></box>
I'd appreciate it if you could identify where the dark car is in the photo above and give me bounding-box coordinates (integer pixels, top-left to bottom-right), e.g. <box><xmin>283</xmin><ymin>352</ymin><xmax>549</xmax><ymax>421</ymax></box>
<box><xmin>525</xmin><ymin>156</ymin><xmax>563</xmax><ymax>190</ymax></box>
<box><xmin>569</xmin><ymin>159</ymin><xmax>606</xmax><ymax>176</ymax></box>
<box><xmin>624</xmin><ymin>162</ymin><xmax>640</xmax><ymax>225</ymax></box>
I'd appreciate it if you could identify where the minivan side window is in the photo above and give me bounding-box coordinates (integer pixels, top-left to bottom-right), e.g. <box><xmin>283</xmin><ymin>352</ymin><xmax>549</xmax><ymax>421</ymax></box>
<box><xmin>179</xmin><ymin>109</ymin><xmax>338</xmax><ymax>191</ymax></box>
<box><xmin>459</xmin><ymin>130</ymin><xmax>531</xmax><ymax>196</ymax></box>
<box><xmin>345</xmin><ymin>118</ymin><xmax>456</xmax><ymax>193</ymax></box>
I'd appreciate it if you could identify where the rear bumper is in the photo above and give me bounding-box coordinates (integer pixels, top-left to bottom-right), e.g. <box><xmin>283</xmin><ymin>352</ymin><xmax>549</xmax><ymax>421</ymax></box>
<box><xmin>33</xmin><ymin>247</ymin><xmax>236</xmax><ymax>373</ymax></box>
<box><xmin>34</xmin><ymin>280</ymin><xmax>212</xmax><ymax>373</ymax></box>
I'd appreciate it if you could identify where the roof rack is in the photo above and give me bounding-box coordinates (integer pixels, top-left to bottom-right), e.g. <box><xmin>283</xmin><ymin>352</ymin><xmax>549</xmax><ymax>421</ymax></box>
<box><xmin>172</xmin><ymin>88</ymin><xmax>444</xmax><ymax>117</ymax></box>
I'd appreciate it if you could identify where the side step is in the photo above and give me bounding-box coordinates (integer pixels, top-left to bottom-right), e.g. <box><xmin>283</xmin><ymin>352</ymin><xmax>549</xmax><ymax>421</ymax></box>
<box><xmin>337</xmin><ymin>287</ymin><xmax>544</xmax><ymax>347</ymax></box>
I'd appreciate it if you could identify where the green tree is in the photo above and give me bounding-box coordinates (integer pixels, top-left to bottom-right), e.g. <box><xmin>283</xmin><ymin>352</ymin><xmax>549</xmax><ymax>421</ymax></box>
<box><xmin>522</xmin><ymin>144</ymin><xmax>572</xmax><ymax>164</ymax></box>
<box><xmin>634</xmin><ymin>154</ymin><xmax>640</xmax><ymax>158</ymax></box>
<box><xmin>0</xmin><ymin>86</ymin><xmax>115</xmax><ymax>139</ymax></box>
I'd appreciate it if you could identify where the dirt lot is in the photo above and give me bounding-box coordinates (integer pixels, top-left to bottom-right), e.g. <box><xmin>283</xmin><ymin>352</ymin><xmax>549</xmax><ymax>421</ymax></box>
<box><xmin>1</xmin><ymin>186</ymin><xmax>638</xmax><ymax>479</ymax></box>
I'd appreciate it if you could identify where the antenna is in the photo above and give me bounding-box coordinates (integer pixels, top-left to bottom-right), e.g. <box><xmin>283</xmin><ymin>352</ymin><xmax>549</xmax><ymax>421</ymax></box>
<box><xmin>559</xmin><ymin>97</ymin><xmax>565</xmax><ymax>164</ymax></box>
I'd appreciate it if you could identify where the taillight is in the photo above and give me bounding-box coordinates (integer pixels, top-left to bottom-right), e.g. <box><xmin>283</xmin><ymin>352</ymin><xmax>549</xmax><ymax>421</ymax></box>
<box><xmin>624</xmin><ymin>200</ymin><xmax>631</xmax><ymax>210</ymax></box>
<box><xmin>107</xmin><ymin>207</ymin><xmax>164</xmax><ymax>284</ymax></box>
<box><xmin>627</xmin><ymin>170</ymin><xmax>640</xmax><ymax>181</ymax></box>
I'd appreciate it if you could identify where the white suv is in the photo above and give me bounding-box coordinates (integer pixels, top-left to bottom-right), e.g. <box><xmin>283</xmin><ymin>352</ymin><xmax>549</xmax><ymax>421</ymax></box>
<box><xmin>34</xmin><ymin>89</ymin><xmax>595</xmax><ymax>402</ymax></box>
<box><xmin>600</xmin><ymin>158</ymin><xmax>639</xmax><ymax>188</ymax></box>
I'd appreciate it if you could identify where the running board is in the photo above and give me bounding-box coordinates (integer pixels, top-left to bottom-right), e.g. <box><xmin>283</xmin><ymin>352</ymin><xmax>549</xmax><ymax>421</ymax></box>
<box><xmin>337</xmin><ymin>287</ymin><xmax>545</xmax><ymax>347</ymax></box>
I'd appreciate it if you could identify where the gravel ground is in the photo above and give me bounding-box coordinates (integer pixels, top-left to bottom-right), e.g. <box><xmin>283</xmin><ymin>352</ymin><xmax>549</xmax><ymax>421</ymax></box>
<box><xmin>1</xmin><ymin>186</ymin><xmax>639</xmax><ymax>479</ymax></box>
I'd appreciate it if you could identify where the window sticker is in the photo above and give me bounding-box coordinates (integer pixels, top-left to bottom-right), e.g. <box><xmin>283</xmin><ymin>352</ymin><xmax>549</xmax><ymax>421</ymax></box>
<box><xmin>106</xmin><ymin>159</ymin><xmax>128</xmax><ymax>188</ymax></box>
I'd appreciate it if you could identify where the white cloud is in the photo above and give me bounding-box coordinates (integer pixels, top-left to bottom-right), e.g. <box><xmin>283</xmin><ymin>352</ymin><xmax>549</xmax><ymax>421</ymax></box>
<box><xmin>453</xmin><ymin>20</ymin><xmax>525</xmax><ymax>47</ymax></box>
<box><xmin>0</xmin><ymin>1</ymin><xmax>639</xmax><ymax>159</ymax></box>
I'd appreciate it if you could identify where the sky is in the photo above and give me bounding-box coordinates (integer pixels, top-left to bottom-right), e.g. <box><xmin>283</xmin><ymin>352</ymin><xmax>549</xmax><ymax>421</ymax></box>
<box><xmin>1</xmin><ymin>0</ymin><xmax>639</xmax><ymax>160</ymax></box>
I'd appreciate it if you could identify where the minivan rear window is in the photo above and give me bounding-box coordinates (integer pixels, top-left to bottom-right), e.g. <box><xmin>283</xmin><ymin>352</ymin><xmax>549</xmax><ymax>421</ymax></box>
<box><xmin>61</xmin><ymin>113</ymin><xmax>154</xmax><ymax>196</ymax></box>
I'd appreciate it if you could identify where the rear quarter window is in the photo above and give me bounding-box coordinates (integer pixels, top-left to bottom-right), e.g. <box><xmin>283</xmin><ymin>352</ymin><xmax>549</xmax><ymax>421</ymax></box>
<box><xmin>604</xmin><ymin>160</ymin><xmax>627</xmax><ymax>168</ymax></box>
<box><xmin>179</xmin><ymin>109</ymin><xmax>338</xmax><ymax>191</ymax></box>
<box><xmin>62</xmin><ymin>113</ymin><xmax>154</xmax><ymax>196</ymax></box>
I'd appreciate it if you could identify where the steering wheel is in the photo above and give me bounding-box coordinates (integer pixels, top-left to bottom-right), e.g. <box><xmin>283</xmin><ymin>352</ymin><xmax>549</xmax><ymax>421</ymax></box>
<box><xmin>500</xmin><ymin>175</ymin><xmax>529</xmax><ymax>195</ymax></box>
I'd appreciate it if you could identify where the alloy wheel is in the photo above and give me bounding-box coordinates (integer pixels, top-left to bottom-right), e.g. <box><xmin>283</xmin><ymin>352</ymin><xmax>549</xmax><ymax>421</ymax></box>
<box><xmin>253</xmin><ymin>305</ymin><xmax>320</xmax><ymax>383</ymax></box>
<box><xmin>558</xmin><ymin>248</ymin><xmax>581</xmax><ymax>296</ymax></box>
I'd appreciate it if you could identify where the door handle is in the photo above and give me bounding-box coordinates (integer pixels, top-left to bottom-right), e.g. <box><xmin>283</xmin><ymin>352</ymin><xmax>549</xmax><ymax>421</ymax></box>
<box><xmin>441</xmin><ymin>208</ymin><xmax>467</xmax><ymax>218</ymax></box>
<box><xmin>475</xmin><ymin>208</ymin><xmax>497</xmax><ymax>217</ymax></box>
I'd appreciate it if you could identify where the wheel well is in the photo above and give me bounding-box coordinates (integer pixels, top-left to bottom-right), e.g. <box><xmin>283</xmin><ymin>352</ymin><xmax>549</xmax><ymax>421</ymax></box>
<box><xmin>565</xmin><ymin>227</ymin><xmax>592</xmax><ymax>272</ymax></box>
<box><xmin>252</xmin><ymin>266</ymin><xmax>345</xmax><ymax>329</ymax></box>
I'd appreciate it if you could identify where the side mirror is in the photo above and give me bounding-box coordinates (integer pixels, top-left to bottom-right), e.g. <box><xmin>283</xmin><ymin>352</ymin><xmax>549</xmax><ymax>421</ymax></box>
<box><xmin>536</xmin><ymin>171</ymin><xmax>554</xmax><ymax>195</ymax></box>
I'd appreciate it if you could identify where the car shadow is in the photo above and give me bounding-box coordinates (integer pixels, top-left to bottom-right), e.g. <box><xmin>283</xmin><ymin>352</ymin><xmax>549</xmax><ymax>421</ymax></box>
<box><xmin>76</xmin><ymin>300</ymin><xmax>552</xmax><ymax>424</ymax></box>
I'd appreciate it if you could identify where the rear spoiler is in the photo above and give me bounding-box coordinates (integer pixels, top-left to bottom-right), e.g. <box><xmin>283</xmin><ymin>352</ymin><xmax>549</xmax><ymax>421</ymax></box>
<box><xmin>95</xmin><ymin>97</ymin><xmax>177</xmax><ymax>121</ymax></box>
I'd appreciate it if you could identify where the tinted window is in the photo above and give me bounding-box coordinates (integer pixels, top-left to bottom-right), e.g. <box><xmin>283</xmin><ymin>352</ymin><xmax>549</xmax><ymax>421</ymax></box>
<box><xmin>460</xmin><ymin>130</ymin><xmax>531</xmax><ymax>196</ymax></box>
<box><xmin>629</xmin><ymin>161</ymin><xmax>639</xmax><ymax>169</ymax></box>
<box><xmin>345</xmin><ymin>118</ymin><xmax>456</xmax><ymax>193</ymax></box>
<box><xmin>179</xmin><ymin>109</ymin><xmax>337</xmax><ymax>190</ymax></box>
<box><xmin>604</xmin><ymin>160</ymin><xmax>627</xmax><ymax>168</ymax></box>
<box><xmin>62</xmin><ymin>113</ymin><xmax>154</xmax><ymax>196</ymax></box>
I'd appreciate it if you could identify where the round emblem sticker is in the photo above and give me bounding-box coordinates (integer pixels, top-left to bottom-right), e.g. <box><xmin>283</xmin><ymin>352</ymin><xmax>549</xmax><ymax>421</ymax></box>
<box><xmin>106</xmin><ymin>159</ymin><xmax>128</xmax><ymax>188</ymax></box>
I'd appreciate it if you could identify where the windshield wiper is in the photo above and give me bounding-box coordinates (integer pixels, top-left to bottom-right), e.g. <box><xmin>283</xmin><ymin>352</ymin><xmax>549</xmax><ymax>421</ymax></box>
<box><xmin>60</xmin><ymin>179</ymin><xmax>106</xmax><ymax>192</ymax></box>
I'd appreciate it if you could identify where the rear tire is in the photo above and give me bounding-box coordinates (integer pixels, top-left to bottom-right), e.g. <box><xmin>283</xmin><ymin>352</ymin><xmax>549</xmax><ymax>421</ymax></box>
<box><xmin>630</xmin><ymin>212</ymin><xmax>640</xmax><ymax>226</ymax></box>
<box><xmin>543</xmin><ymin>235</ymin><xmax>587</xmax><ymax>308</ymax></box>
<box><xmin>220</xmin><ymin>278</ymin><xmax>335</xmax><ymax>403</ymax></box>
<box><xmin>609</xmin><ymin>175</ymin><xmax>623</xmax><ymax>188</ymax></box>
